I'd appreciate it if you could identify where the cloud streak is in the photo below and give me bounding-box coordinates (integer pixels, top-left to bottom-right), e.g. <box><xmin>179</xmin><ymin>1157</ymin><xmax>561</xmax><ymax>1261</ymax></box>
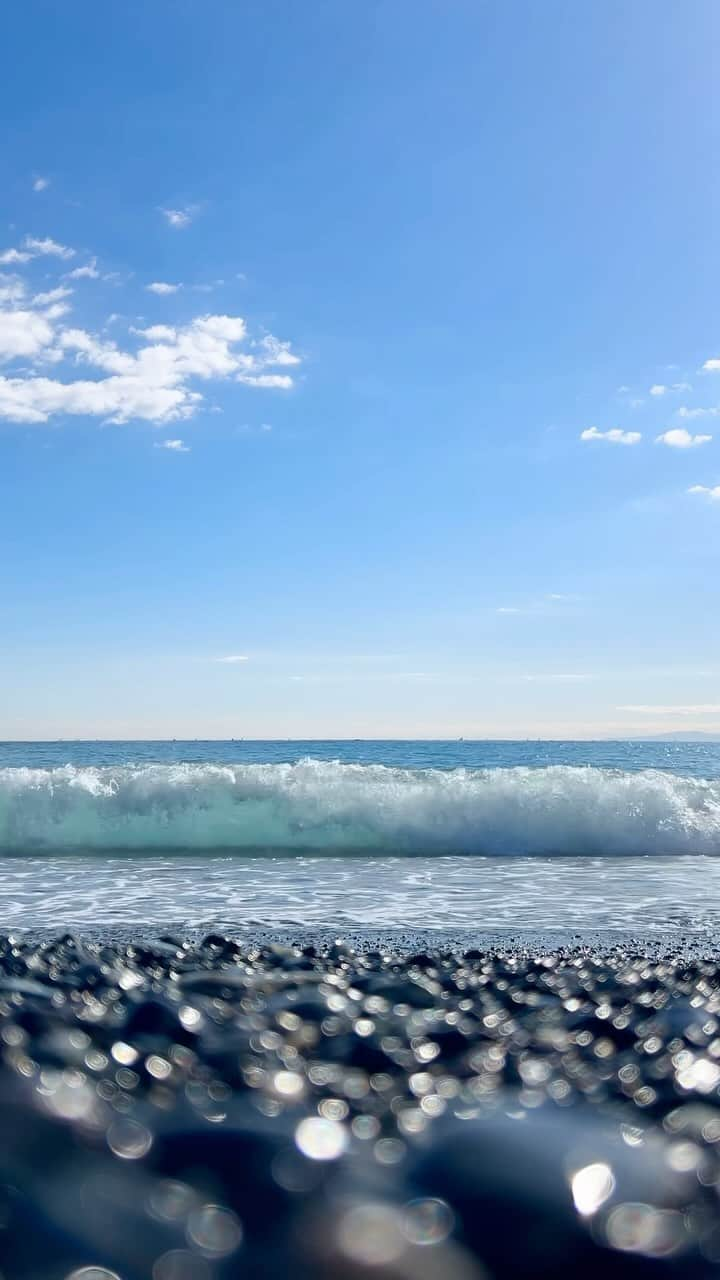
<box><xmin>678</xmin><ymin>406</ymin><xmax>720</xmax><ymax>420</ymax></box>
<box><xmin>649</xmin><ymin>382</ymin><xmax>691</xmax><ymax>397</ymax></box>
<box><xmin>688</xmin><ymin>484</ymin><xmax>720</xmax><ymax>501</ymax></box>
<box><xmin>0</xmin><ymin>236</ymin><xmax>75</xmax><ymax>266</ymax></box>
<box><xmin>580</xmin><ymin>427</ymin><xmax>641</xmax><ymax>445</ymax></box>
<box><xmin>155</xmin><ymin>438</ymin><xmax>189</xmax><ymax>452</ymax></box>
<box><xmin>618</xmin><ymin>704</ymin><xmax>720</xmax><ymax>715</ymax></box>
<box><xmin>146</xmin><ymin>282</ymin><xmax>182</xmax><ymax>295</ymax></box>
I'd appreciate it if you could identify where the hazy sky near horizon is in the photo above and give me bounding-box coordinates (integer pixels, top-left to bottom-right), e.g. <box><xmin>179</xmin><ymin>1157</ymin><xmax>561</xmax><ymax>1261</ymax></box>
<box><xmin>1</xmin><ymin>0</ymin><xmax>720</xmax><ymax>740</ymax></box>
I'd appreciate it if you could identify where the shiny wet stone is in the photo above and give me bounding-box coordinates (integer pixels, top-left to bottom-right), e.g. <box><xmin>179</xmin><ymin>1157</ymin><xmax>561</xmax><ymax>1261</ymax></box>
<box><xmin>2</xmin><ymin>933</ymin><xmax>720</xmax><ymax>1277</ymax></box>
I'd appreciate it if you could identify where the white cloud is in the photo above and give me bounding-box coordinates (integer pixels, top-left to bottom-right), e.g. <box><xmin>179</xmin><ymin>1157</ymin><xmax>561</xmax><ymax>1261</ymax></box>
<box><xmin>618</xmin><ymin>704</ymin><xmax>720</xmax><ymax>715</ymax></box>
<box><xmin>23</xmin><ymin>236</ymin><xmax>74</xmax><ymax>260</ymax></box>
<box><xmin>58</xmin><ymin>327</ymin><xmax>134</xmax><ymax>373</ymax></box>
<box><xmin>650</xmin><ymin>382</ymin><xmax>691</xmax><ymax>397</ymax></box>
<box><xmin>0</xmin><ymin>279</ymin><xmax>298</xmax><ymax>424</ymax></box>
<box><xmin>0</xmin><ymin>374</ymin><xmax>194</xmax><ymax>424</ymax></box>
<box><xmin>0</xmin><ymin>275</ymin><xmax>26</xmax><ymax>306</ymax></box>
<box><xmin>237</xmin><ymin>373</ymin><xmax>293</xmax><ymax>389</ymax></box>
<box><xmin>160</xmin><ymin>207</ymin><xmax>194</xmax><ymax>229</ymax></box>
<box><xmin>1</xmin><ymin>236</ymin><xmax>75</xmax><ymax>265</ymax></box>
<box><xmin>678</xmin><ymin>406</ymin><xmax>720</xmax><ymax>420</ymax></box>
<box><xmin>496</xmin><ymin>607</ymin><xmax>521</xmax><ymax>615</ymax></box>
<box><xmin>0</xmin><ymin>234</ymin><xmax>299</xmax><ymax>428</ymax></box>
<box><xmin>155</xmin><ymin>438</ymin><xmax>189</xmax><ymax>452</ymax></box>
<box><xmin>0</xmin><ymin>310</ymin><xmax>55</xmax><ymax>361</ymax></box>
<box><xmin>132</xmin><ymin>324</ymin><xmax>177</xmax><ymax>342</ymax></box>
<box><xmin>44</xmin><ymin>302</ymin><xmax>71</xmax><ymax>321</ymax></box>
<box><xmin>702</xmin><ymin>357</ymin><xmax>720</xmax><ymax>373</ymax></box>
<box><xmin>655</xmin><ymin>428</ymin><xmax>712</xmax><ymax>449</ymax></box>
<box><xmin>0</xmin><ymin>248</ymin><xmax>31</xmax><ymax>265</ymax></box>
<box><xmin>66</xmin><ymin>259</ymin><xmax>99</xmax><ymax>281</ymax></box>
<box><xmin>258</xmin><ymin>335</ymin><xmax>301</xmax><ymax>366</ymax></box>
<box><xmin>32</xmin><ymin>176</ymin><xmax>50</xmax><ymax>192</ymax></box>
<box><xmin>146</xmin><ymin>281</ymin><xmax>182</xmax><ymax>296</ymax></box>
<box><xmin>580</xmin><ymin>427</ymin><xmax>642</xmax><ymax>445</ymax></box>
<box><xmin>32</xmin><ymin>286</ymin><xmax>72</xmax><ymax>307</ymax></box>
<box><xmin>215</xmin><ymin>654</ymin><xmax>249</xmax><ymax>663</ymax></box>
<box><xmin>688</xmin><ymin>484</ymin><xmax>720</xmax><ymax>501</ymax></box>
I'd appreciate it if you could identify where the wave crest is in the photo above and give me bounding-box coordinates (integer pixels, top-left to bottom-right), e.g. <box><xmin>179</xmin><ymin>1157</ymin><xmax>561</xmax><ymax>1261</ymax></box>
<box><xmin>1</xmin><ymin>759</ymin><xmax>719</xmax><ymax>856</ymax></box>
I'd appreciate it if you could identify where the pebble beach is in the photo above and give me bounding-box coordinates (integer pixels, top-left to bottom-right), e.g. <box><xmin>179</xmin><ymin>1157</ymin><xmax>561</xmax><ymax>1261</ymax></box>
<box><xmin>3</xmin><ymin>928</ymin><xmax>720</xmax><ymax>1278</ymax></box>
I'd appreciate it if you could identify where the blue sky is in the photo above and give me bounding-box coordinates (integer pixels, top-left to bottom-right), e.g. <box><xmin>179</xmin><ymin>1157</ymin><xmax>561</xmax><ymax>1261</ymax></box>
<box><xmin>1</xmin><ymin>0</ymin><xmax>719</xmax><ymax>739</ymax></box>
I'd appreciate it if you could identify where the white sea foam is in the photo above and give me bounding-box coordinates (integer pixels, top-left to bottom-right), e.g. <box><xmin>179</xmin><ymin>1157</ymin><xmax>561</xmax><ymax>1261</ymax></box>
<box><xmin>1</xmin><ymin>760</ymin><xmax>719</xmax><ymax>855</ymax></box>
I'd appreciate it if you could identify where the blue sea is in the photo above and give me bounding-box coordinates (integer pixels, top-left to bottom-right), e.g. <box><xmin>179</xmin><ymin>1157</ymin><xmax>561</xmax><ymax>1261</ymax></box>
<box><xmin>2</xmin><ymin>738</ymin><xmax>720</xmax><ymax>936</ymax></box>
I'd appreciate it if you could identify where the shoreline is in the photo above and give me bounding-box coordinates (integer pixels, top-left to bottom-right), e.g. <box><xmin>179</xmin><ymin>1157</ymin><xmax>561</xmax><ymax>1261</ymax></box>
<box><xmin>6</xmin><ymin>923</ymin><xmax>720</xmax><ymax>960</ymax></box>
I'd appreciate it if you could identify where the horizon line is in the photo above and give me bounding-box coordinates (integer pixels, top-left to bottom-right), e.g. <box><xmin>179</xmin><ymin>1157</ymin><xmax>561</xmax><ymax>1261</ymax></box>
<box><xmin>2</xmin><ymin>734</ymin><xmax>719</xmax><ymax>744</ymax></box>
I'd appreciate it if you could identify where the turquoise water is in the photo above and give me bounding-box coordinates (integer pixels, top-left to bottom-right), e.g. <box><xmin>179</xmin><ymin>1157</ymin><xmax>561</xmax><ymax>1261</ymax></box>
<box><xmin>1</xmin><ymin>740</ymin><xmax>719</xmax><ymax>932</ymax></box>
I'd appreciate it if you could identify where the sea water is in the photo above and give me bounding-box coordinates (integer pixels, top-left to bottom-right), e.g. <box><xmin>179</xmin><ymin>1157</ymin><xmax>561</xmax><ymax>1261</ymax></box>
<box><xmin>1</xmin><ymin>739</ymin><xmax>719</xmax><ymax>935</ymax></box>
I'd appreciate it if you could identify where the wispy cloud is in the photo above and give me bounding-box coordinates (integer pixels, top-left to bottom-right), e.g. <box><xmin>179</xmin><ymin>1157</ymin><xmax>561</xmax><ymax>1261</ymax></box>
<box><xmin>237</xmin><ymin>422</ymin><xmax>273</xmax><ymax>436</ymax></box>
<box><xmin>688</xmin><ymin>484</ymin><xmax>720</xmax><ymax>501</ymax></box>
<box><xmin>214</xmin><ymin>654</ymin><xmax>249</xmax><ymax>663</ymax></box>
<box><xmin>256</xmin><ymin>335</ymin><xmax>301</xmax><ymax>366</ymax></box>
<box><xmin>580</xmin><ymin>427</ymin><xmax>641</xmax><ymax>445</ymax></box>
<box><xmin>0</xmin><ymin>248</ymin><xmax>31</xmax><ymax>266</ymax></box>
<box><xmin>23</xmin><ymin>236</ymin><xmax>74</xmax><ymax>260</ymax></box>
<box><xmin>66</xmin><ymin>259</ymin><xmax>99</xmax><ymax>281</ymax></box>
<box><xmin>524</xmin><ymin>673</ymin><xmax>593</xmax><ymax>683</ymax></box>
<box><xmin>0</xmin><ymin>275</ymin><xmax>26</xmax><ymax>306</ymax></box>
<box><xmin>160</xmin><ymin>206</ymin><xmax>197</xmax><ymax>230</ymax></box>
<box><xmin>1</xmin><ymin>236</ymin><xmax>75</xmax><ymax>266</ymax></box>
<box><xmin>649</xmin><ymin>382</ymin><xmax>691</xmax><ymax>397</ymax></box>
<box><xmin>618</xmin><ymin>704</ymin><xmax>720</xmax><ymax>715</ymax></box>
<box><xmin>236</xmin><ymin>373</ymin><xmax>293</xmax><ymax>389</ymax></box>
<box><xmin>678</xmin><ymin>406</ymin><xmax>720</xmax><ymax>420</ymax></box>
<box><xmin>155</xmin><ymin>438</ymin><xmax>189</xmax><ymax>452</ymax></box>
<box><xmin>32</xmin><ymin>176</ymin><xmax>50</xmax><ymax>192</ymax></box>
<box><xmin>701</xmin><ymin>357</ymin><xmax>720</xmax><ymax>373</ymax></box>
<box><xmin>656</xmin><ymin>428</ymin><xmax>712</xmax><ymax>449</ymax></box>
<box><xmin>496</xmin><ymin>594</ymin><xmax>579</xmax><ymax>616</ymax></box>
<box><xmin>146</xmin><ymin>281</ymin><xmax>182</xmax><ymax>296</ymax></box>
<box><xmin>32</xmin><ymin>286</ymin><xmax>72</xmax><ymax>307</ymax></box>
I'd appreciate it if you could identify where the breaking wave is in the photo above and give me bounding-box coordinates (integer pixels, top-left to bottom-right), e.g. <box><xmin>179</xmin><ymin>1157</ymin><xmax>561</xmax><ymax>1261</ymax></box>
<box><xmin>1</xmin><ymin>759</ymin><xmax>720</xmax><ymax>856</ymax></box>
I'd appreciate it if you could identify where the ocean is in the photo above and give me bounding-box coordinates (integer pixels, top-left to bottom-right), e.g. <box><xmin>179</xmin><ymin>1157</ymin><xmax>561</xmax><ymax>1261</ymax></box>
<box><xmin>2</xmin><ymin>738</ymin><xmax>720</xmax><ymax>937</ymax></box>
<box><xmin>5</xmin><ymin>741</ymin><xmax>720</xmax><ymax>1279</ymax></box>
